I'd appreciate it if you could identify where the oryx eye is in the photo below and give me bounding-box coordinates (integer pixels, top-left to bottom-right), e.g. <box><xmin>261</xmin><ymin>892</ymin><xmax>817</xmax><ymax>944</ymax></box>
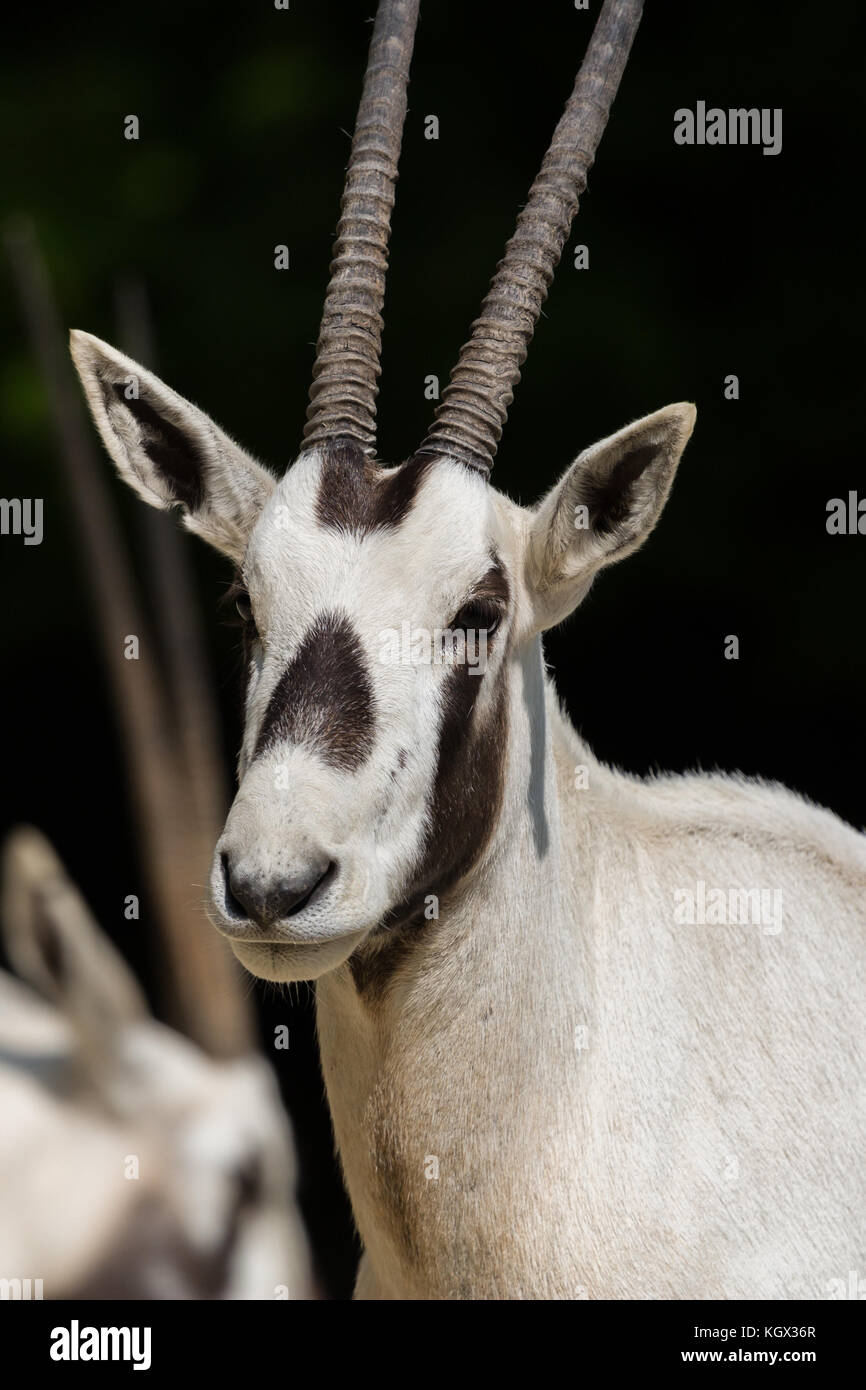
<box><xmin>235</xmin><ymin>590</ymin><xmax>254</xmax><ymax>624</ymax></box>
<box><xmin>452</xmin><ymin>599</ymin><xmax>501</xmax><ymax>638</ymax></box>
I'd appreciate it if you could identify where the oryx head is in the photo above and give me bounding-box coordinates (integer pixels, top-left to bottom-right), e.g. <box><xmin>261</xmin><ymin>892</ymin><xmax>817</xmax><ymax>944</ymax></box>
<box><xmin>0</xmin><ymin>828</ymin><xmax>312</xmax><ymax>1298</ymax></box>
<box><xmin>70</xmin><ymin>0</ymin><xmax>694</xmax><ymax>985</ymax></box>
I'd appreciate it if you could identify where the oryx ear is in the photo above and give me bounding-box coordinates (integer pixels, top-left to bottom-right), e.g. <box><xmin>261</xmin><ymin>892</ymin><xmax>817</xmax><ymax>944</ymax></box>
<box><xmin>70</xmin><ymin>330</ymin><xmax>275</xmax><ymax>563</ymax></box>
<box><xmin>526</xmin><ymin>403</ymin><xmax>696</xmax><ymax>631</ymax></box>
<box><xmin>1</xmin><ymin>827</ymin><xmax>149</xmax><ymax>1041</ymax></box>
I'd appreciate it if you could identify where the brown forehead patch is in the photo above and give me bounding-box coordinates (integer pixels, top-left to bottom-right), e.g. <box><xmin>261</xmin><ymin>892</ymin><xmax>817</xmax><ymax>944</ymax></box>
<box><xmin>314</xmin><ymin>440</ymin><xmax>434</xmax><ymax>536</ymax></box>
<box><xmin>254</xmin><ymin>610</ymin><xmax>375</xmax><ymax>772</ymax></box>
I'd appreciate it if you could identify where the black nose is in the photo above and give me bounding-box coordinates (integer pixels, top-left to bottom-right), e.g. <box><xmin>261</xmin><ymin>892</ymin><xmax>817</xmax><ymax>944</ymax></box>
<box><xmin>222</xmin><ymin>854</ymin><xmax>333</xmax><ymax>926</ymax></box>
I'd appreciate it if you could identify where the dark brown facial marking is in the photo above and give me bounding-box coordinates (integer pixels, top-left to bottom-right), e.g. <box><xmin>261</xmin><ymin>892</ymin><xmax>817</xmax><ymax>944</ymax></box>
<box><xmin>468</xmin><ymin>559</ymin><xmax>510</xmax><ymax>609</ymax></box>
<box><xmin>350</xmin><ymin>557</ymin><xmax>511</xmax><ymax>1001</ymax></box>
<box><xmin>315</xmin><ymin>440</ymin><xmax>433</xmax><ymax>536</ymax></box>
<box><xmin>350</xmin><ymin>666</ymin><xmax>508</xmax><ymax>1000</ymax></box>
<box><xmin>254</xmin><ymin>611</ymin><xmax>374</xmax><ymax>772</ymax></box>
<box><xmin>110</xmin><ymin>382</ymin><xmax>205</xmax><ymax>511</ymax></box>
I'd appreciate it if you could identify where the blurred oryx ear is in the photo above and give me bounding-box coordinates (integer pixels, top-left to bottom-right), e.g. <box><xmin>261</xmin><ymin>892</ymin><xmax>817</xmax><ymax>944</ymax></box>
<box><xmin>70</xmin><ymin>330</ymin><xmax>275</xmax><ymax>563</ymax></box>
<box><xmin>1</xmin><ymin>827</ymin><xmax>149</xmax><ymax>1042</ymax></box>
<box><xmin>526</xmin><ymin>403</ymin><xmax>696</xmax><ymax>631</ymax></box>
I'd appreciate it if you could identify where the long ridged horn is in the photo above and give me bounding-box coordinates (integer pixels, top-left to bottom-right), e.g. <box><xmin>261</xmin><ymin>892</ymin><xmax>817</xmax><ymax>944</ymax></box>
<box><xmin>416</xmin><ymin>0</ymin><xmax>643</xmax><ymax>476</ymax></box>
<box><xmin>302</xmin><ymin>0</ymin><xmax>420</xmax><ymax>458</ymax></box>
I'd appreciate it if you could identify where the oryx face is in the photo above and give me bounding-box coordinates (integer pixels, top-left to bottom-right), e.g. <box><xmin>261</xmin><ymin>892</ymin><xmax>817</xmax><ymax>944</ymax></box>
<box><xmin>211</xmin><ymin>444</ymin><xmax>516</xmax><ymax>982</ymax></box>
<box><xmin>71</xmin><ymin>0</ymin><xmax>693</xmax><ymax>984</ymax></box>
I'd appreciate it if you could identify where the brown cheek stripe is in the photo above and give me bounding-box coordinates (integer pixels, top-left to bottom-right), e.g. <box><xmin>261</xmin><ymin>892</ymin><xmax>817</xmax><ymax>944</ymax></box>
<box><xmin>254</xmin><ymin>611</ymin><xmax>375</xmax><ymax>772</ymax></box>
<box><xmin>350</xmin><ymin>605</ymin><xmax>510</xmax><ymax>1000</ymax></box>
<box><xmin>391</xmin><ymin>554</ymin><xmax>510</xmax><ymax>912</ymax></box>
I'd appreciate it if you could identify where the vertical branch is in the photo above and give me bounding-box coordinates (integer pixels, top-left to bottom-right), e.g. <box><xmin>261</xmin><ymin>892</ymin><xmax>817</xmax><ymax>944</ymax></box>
<box><xmin>4</xmin><ymin>220</ymin><xmax>254</xmax><ymax>1058</ymax></box>
<box><xmin>114</xmin><ymin>276</ymin><xmax>229</xmax><ymax>843</ymax></box>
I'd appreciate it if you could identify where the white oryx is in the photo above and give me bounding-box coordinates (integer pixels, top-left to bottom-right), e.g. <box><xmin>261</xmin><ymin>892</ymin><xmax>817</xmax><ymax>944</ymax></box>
<box><xmin>0</xmin><ymin>829</ymin><xmax>312</xmax><ymax>1299</ymax></box>
<box><xmin>69</xmin><ymin>0</ymin><xmax>865</xmax><ymax>1299</ymax></box>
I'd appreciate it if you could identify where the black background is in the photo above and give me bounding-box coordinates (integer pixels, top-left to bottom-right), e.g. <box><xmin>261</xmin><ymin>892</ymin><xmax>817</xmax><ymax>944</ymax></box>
<box><xmin>1</xmin><ymin>1</ymin><xmax>862</xmax><ymax>1298</ymax></box>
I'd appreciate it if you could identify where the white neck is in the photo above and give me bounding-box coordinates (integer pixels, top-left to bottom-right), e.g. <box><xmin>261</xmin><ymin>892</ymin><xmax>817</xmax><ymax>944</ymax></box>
<box><xmin>316</xmin><ymin>637</ymin><xmax>590</xmax><ymax>1297</ymax></box>
<box><xmin>316</xmin><ymin>630</ymin><xmax>866</xmax><ymax>1300</ymax></box>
